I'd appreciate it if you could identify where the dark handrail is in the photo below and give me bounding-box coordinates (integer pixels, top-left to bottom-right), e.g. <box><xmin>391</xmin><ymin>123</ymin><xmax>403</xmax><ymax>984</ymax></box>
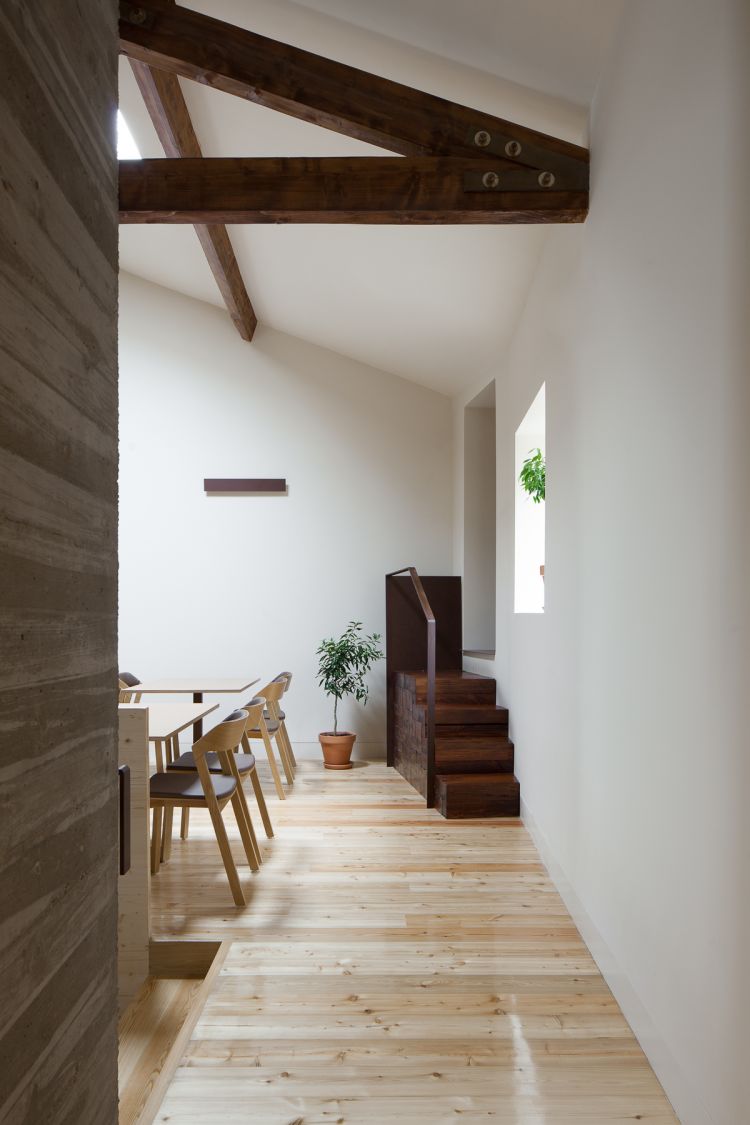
<box><xmin>386</xmin><ymin>567</ymin><xmax>437</xmax><ymax>807</ymax></box>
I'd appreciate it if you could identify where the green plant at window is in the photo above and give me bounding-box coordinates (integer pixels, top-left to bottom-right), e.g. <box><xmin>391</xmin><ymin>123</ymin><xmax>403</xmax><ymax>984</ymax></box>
<box><xmin>316</xmin><ymin>621</ymin><xmax>384</xmax><ymax>735</ymax></box>
<box><xmin>519</xmin><ymin>448</ymin><xmax>546</xmax><ymax>503</ymax></box>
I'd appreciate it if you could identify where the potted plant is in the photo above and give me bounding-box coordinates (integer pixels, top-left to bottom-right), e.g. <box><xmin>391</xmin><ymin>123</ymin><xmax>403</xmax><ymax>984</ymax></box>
<box><xmin>316</xmin><ymin>621</ymin><xmax>384</xmax><ymax>770</ymax></box>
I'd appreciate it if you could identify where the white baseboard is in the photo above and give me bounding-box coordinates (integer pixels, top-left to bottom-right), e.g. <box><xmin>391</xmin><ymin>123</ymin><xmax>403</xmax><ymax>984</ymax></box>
<box><xmin>175</xmin><ymin>736</ymin><xmax>386</xmax><ymax>762</ymax></box>
<box><xmin>520</xmin><ymin>797</ymin><xmax>714</xmax><ymax>1125</ymax></box>
<box><xmin>291</xmin><ymin>741</ymin><xmax>386</xmax><ymax>762</ymax></box>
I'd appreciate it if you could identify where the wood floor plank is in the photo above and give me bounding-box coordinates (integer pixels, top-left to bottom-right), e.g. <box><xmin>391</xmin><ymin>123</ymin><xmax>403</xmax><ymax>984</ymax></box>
<box><xmin>118</xmin><ymin>977</ymin><xmax>203</xmax><ymax>1124</ymax></box>
<box><xmin>151</xmin><ymin>762</ymin><xmax>677</xmax><ymax>1123</ymax></box>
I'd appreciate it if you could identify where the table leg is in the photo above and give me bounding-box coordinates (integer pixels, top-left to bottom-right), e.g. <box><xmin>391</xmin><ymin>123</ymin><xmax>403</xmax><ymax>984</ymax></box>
<box><xmin>193</xmin><ymin>692</ymin><xmax>204</xmax><ymax>743</ymax></box>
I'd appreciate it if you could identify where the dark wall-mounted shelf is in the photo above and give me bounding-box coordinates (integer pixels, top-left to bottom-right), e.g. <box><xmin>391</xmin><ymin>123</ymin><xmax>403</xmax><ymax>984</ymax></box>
<box><xmin>204</xmin><ymin>478</ymin><xmax>287</xmax><ymax>494</ymax></box>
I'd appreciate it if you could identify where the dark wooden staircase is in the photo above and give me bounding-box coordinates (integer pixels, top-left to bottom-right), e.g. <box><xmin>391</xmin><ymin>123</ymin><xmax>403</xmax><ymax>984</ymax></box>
<box><xmin>386</xmin><ymin>569</ymin><xmax>520</xmax><ymax>819</ymax></box>
<box><xmin>395</xmin><ymin>670</ymin><xmax>520</xmax><ymax>818</ymax></box>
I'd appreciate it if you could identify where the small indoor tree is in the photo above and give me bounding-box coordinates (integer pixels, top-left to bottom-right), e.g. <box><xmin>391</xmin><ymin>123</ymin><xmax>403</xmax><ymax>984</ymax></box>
<box><xmin>316</xmin><ymin>621</ymin><xmax>383</xmax><ymax>769</ymax></box>
<box><xmin>519</xmin><ymin>447</ymin><xmax>546</xmax><ymax>503</ymax></box>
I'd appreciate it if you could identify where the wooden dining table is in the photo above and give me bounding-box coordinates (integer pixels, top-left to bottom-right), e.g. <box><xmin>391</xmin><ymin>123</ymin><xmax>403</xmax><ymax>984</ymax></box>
<box><xmin>130</xmin><ymin>677</ymin><xmax>259</xmax><ymax>740</ymax></box>
<box><xmin>125</xmin><ymin>701</ymin><xmax>219</xmax><ymax>760</ymax></box>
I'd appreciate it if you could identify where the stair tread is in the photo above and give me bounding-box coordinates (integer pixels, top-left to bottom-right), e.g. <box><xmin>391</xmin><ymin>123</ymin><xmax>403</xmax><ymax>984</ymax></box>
<box><xmin>436</xmin><ymin>744</ymin><xmax>513</xmax><ymax>754</ymax></box>
<box><xmin>409</xmin><ymin>670</ymin><xmax>494</xmax><ymax>681</ymax></box>
<box><xmin>437</xmin><ymin>772</ymin><xmax>519</xmax><ymax>787</ymax></box>
<box><xmin>437</xmin><ymin>702</ymin><xmax>507</xmax><ymax>710</ymax></box>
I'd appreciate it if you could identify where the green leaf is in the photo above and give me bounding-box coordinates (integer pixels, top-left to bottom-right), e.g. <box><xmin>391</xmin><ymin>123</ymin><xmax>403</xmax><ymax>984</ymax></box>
<box><xmin>519</xmin><ymin>447</ymin><xmax>545</xmax><ymax>503</ymax></box>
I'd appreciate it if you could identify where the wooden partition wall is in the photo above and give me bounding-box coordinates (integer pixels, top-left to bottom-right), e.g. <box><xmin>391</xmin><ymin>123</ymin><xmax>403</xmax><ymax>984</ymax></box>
<box><xmin>118</xmin><ymin>707</ymin><xmax>151</xmax><ymax>1011</ymax></box>
<box><xmin>385</xmin><ymin>575</ymin><xmax>462</xmax><ymax>778</ymax></box>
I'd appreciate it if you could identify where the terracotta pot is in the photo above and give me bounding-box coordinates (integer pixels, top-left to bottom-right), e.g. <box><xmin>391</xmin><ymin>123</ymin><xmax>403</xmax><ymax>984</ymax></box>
<box><xmin>319</xmin><ymin>731</ymin><xmax>356</xmax><ymax>770</ymax></box>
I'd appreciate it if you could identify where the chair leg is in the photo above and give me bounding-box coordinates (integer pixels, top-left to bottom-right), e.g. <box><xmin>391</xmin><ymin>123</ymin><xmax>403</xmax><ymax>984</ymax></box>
<box><xmin>206</xmin><ymin>798</ymin><xmax>246</xmax><ymax>906</ymax></box>
<box><xmin>281</xmin><ymin>720</ymin><xmax>297</xmax><ymax>767</ymax></box>
<box><xmin>249</xmin><ymin>766</ymin><xmax>274</xmax><ymax>838</ymax></box>
<box><xmin>230</xmin><ymin>789</ymin><xmax>261</xmax><ymax>871</ymax></box>
<box><xmin>180</xmin><ymin>807</ymin><xmax>190</xmax><ymax>839</ymax></box>
<box><xmin>159</xmin><ymin>734</ymin><xmax>180</xmax><ymax>860</ymax></box>
<box><xmin>276</xmin><ymin>732</ymin><xmax>295</xmax><ymax>784</ymax></box>
<box><xmin>150</xmin><ymin>806</ymin><xmax>163</xmax><ymax>875</ymax></box>
<box><xmin>261</xmin><ymin>727</ymin><xmax>285</xmax><ymax>800</ymax></box>
<box><xmin>161</xmin><ymin>807</ymin><xmax>174</xmax><ymax>862</ymax></box>
<box><xmin>193</xmin><ymin>754</ymin><xmax>246</xmax><ymax>906</ymax></box>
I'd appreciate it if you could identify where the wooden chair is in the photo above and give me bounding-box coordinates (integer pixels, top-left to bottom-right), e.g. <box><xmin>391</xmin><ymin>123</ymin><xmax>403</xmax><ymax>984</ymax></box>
<box><xmin>119</xmin><ymin>672</ymin><xmax>142</xmax><ymax>703</ymax></box>
<box><xmin>268</xmin><ymin>672</ymin><xmax>297</xmax><ymax>769</ymax></box>
<box><xmin>149</xmin><ymin>710</ymin><xmax>258</xmax><ymax>906</ymax></box>
<box><xmin>244</xmin><ymin>682</ymin><xmax>295</xmax><ymax>799</ymax></box>
<box><xmin>167</xmin><ymin>700</ymin><xmax>274</xmax><ymax>854</ymax></box>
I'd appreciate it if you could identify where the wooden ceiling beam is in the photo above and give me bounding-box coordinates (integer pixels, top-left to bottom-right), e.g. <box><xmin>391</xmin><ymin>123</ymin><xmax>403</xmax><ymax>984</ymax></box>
<box><xmin>128</xmin><ymin>59</ymin><xmax>257</xmax><ymax>341</ymax></box>
<box><xmin>119</xmin><ymin>157</ymin><xmax>588</xmax><ymax>225</ymax></box>
<box><xmin>119</xmin><ymin>1</ymin><xmax>589</xmax><ymax>188</ymax></box>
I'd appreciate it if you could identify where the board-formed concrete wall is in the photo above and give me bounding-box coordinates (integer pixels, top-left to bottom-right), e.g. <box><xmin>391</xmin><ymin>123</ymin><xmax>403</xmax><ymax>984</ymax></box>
<box><xmin>0</xmin><ymin>3</ymin><xmax>119</xmax><ymax>1122</ymax></box>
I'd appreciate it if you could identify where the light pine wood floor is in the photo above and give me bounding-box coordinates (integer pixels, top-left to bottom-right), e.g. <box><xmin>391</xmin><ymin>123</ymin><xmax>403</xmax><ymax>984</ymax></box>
<box><xmin>151</xmin><ymin>761</ymin><xmax>678</xmax><ymax>1123</ymax></box>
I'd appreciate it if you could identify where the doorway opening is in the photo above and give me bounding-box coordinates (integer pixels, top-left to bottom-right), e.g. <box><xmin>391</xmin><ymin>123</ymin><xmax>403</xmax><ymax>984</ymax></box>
<box><xmin>463</xmin><ymin>380</ymin><xmax>496</xmax><ymax>652</ymax></box>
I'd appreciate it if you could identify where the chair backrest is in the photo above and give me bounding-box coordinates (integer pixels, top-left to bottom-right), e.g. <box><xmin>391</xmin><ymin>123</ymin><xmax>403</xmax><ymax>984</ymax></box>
<box><xmin>273</xmin><ymin>672</ymin><xmax>292</xmax><ymax>697</ymax></box>
<box><xmin>241</xmin><ymin>696</ymin><xmax>266</xmax><ymax>730</ymax></box>
<box><xmin>258</xmin><ymin>679</ymin><xmax>285</xmax><ymax>704</ymax></box>
<box><xmin>222</xmin><ymin>708</ymin><xmax>249</xmax><ymax>723</ymax></box>
<box><xmin>192</xmin><ymin>710</ymin><xmax>249</xmax><ymax>762</ymax></box>
<box><xmin>119</xmin><ymin>672</ymin><xmax>142</xmax><ymax>703</ymax></box>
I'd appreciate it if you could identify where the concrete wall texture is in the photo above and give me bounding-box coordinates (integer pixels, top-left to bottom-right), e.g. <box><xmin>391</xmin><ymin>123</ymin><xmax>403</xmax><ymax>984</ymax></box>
<box><xmin>0</xmin><ymin>3</ymin><xmax>119</xmax><ymax>1122</ymax></box>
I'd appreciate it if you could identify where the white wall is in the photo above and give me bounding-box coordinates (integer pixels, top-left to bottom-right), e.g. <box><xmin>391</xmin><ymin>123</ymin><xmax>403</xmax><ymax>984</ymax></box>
<box><xmin>455</xmin><ymin>1</ymin><xmax>750</xmax><ymax>1122</ymax></box>
<box><xmin>119</xmin><ymin>273</ymin><xmax>453</xmax><ymax>755</ymax></box>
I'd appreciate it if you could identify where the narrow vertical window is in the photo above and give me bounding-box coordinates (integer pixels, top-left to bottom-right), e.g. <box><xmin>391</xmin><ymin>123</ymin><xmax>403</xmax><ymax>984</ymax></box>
<box><xmin>514</xmin><ymin>384</ymin><xmax>545</xmax><ymax>614</ymax></box>
<box><xmin>463</xmin><ymin>381</ymin><xmax>496</xmax><ymax>650</ymax></box>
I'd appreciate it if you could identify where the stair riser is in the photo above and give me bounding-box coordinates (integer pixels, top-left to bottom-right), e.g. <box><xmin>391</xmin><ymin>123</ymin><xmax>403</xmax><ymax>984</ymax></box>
<box><xmin>437</xmin><ymin>762</ymin><xmax>514</xmax><ymax>776</ymax></box>
<box><xmin>438</xmin><ymin>791</ymin><xmax>521</xmax><ymax>818</ymax></box>
<box><xmin>416</xmin><ymin>686</ymin><xmax>496</xmax><ymax>706</ymax></box>
<box><xmin>436</xmin><ymin>747</ymin><xmax>515</xmax><ymax>774</ymax></box>
<box><xmin>435</xmin><ymin>709</ymin><xmax>509</xmax><ymax>726</ymax></box>
<box><xmin>413</xmin><ymin>674</ymin><xmax>496</xmax><ymax>707</ymax></box>
<box><xmin>436</xmin><ymin>731</ymin><xmax>510</xmax><ymax>745</ymax></box>
<box><xmin>435</xmin><ymin>780</ymin><xmax>521</xmax><ymax>819</ymax></box>
<box><xmin>435</xmin><ymin>728</ymin><xmax>509</xmax><ymax>745</ymax></box>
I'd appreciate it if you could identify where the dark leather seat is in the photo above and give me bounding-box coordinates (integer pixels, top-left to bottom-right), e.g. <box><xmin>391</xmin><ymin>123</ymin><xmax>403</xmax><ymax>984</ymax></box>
<box><xmin>250</xmin><ymin>717</ymin><xmax>279</xmax><ymax>734</ymax></box>
<box><xmin>168</xmin><ymin>750</ymin><xmax>256</xmax><ymax>774</ymax></box>
<box><xmin>264</xmin><ymin>708</ymin><xmax>285</xmax><ymax>721</ymax></box>
<box><xmin>150</xmin><ymin>771</ymin><xmax>236</xmax><ymax>801</ymax></box>
<box><xmin>119</xmin><ymin>671</ymin><xmax>141</xmax><ymax>687</ymax></box>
